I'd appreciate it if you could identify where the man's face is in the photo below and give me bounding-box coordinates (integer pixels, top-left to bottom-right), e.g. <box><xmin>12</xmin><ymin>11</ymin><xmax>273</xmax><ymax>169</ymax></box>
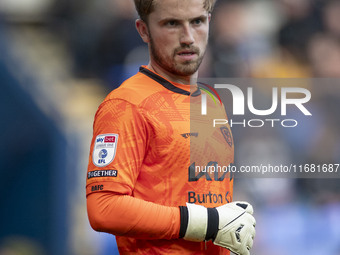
<box><xmin>146</xmin><ymin>0</ymin><xmax>210</xmax><ymax>77</ymax></box>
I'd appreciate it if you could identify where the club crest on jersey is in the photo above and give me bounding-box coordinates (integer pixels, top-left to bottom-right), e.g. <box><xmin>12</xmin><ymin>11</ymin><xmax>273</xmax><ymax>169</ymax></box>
<box><xmin>220</xmin><ymin>127</ymin><xmax>233</xmax><ymax>147</ymax></box>
<box><xmin>93</xmin><ymin>134</ymin><xmax>118</xmax><ymax>167</ymax></box>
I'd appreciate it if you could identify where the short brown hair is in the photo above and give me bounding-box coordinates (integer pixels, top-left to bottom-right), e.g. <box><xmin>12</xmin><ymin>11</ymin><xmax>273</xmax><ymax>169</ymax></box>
<box><xmin>134</xmin><ymin>0</ymin><xmax>216</xmax><ymax>21</ymax></box>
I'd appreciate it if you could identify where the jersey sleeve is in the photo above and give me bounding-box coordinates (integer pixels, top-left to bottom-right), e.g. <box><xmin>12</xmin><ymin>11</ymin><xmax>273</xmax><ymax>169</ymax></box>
<box><xmin>87</xmin><ymin>192</ymin><xmax>180</xmax><ymax>239</ymax></box>
<box><xmin>86</xmin><ymin>99</ymin><xmax>148</xmax><ymax>196</ymax></box>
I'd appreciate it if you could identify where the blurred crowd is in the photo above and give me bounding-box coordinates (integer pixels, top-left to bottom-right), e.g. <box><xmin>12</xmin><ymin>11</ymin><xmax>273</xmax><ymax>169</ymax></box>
<box><xmin>0</xmin><ymin>0</ymin><xmax>340</xmax><ymax>254</ymax></box>
<box><xmin>44</xmin><ymin>0</ymin><xmax>340</xmax><ymax>84</ymax></box>
<box><xmin>2</xmin><ymin>0</ymin><xmax>339</xmax><ymax>82</ymax></box>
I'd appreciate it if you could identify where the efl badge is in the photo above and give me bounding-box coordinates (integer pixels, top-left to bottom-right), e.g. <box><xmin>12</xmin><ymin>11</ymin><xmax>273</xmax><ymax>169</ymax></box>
<box><xmin>93</xmin><ymin>134</ymin><xmax>118</xmax><ymax>167</ymax></box>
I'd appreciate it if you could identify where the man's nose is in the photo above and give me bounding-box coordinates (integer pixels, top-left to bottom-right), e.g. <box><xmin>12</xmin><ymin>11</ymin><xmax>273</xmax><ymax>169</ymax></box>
<box><xmin>180</xmin><ymin>24</ymin><xmax>194</xmax><ymax>46</ymax></box>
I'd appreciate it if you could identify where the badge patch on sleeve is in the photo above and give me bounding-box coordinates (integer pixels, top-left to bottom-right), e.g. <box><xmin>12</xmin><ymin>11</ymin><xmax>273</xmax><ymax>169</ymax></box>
<box><xmin>93</xmin><ymin>134</ymin><xmax>118</xmax><ymax>167</ymax></box>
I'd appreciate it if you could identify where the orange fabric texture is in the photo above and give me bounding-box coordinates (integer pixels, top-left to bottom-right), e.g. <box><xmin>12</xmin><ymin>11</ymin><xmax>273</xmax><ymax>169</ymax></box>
<box><xmin>86</xmin><ymin>66</ymin><xmax>234</xmax><ymax>254</ymax></box>
<box><xmin>87</xmin><ymin>192</ymin><xmax>180</xmax><ymax>239</ymax></box>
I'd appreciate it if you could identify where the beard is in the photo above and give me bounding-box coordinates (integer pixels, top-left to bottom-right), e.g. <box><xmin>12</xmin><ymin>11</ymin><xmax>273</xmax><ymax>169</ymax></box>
<box><xmin>149</xmin><ymin>35</ymin><xmax>206</xmax><ymax>77</ymax></box>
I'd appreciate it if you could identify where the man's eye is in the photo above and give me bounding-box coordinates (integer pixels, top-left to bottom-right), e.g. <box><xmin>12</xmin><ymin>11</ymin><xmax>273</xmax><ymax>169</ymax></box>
<box><xmin>166</xmin><ymin>20</ymin><xmax>177</xmax><ymax>26</ymax></box>
<box><xmin>193</xmin><ymin>19</ymin><xmax>202</xmax><ymax>25</ymax></box>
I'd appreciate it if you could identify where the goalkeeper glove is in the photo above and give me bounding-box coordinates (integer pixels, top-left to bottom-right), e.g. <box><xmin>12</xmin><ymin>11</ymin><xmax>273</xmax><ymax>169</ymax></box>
<box><xmin>179</xmin><ymin>201</ymin><xmax>256</xmax><ymax>255</ymax></box>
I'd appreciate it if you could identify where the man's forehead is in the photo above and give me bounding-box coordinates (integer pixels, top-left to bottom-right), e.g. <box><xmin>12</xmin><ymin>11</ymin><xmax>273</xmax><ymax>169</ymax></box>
<box><xmin>152</xmin><ymin>0</ymin><xmax>207</xmax><ymax>20</ymax></box>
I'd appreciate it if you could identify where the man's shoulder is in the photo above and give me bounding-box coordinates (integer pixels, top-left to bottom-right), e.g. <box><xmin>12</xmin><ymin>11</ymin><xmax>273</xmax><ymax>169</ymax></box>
<box><xmin>104</xmin><ymin>71</ymin><xmax>163</xmax><ymax>106</ymax></box>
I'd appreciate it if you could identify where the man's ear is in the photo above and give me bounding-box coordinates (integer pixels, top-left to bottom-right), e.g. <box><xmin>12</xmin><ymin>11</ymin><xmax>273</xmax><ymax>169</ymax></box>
<box><xmin>208</xmin><ymin>13</ymin><xmax>211</xmax><ymax>22</ymax></box>
<box><xmin>136</xmin><ymin>19</ymin><xmax>150</xmax><ymax>43</ymax></box>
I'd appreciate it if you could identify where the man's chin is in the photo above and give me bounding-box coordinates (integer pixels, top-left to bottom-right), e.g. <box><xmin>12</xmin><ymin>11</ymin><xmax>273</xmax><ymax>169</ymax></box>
<box><xmin>174</xmin><ymin>63</ymin><xmax>200</xmax><ymax>76</ymax></box>
<box><xmin>172</xmin><ymin>69</ymin><xmax>197</xmax><ymax>77</ymax></box>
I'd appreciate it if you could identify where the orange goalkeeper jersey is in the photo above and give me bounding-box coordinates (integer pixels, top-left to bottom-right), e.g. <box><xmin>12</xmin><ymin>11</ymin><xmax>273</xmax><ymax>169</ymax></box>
<box><xmin>86</xmin><ymin>66</ymin><xmax>234</xmax><ymax>254</ymax></box>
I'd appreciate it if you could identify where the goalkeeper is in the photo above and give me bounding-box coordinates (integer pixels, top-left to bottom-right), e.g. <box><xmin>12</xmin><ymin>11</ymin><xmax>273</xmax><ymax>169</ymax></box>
<box><xmin>86</xmin><ymin>0</ymin><xmax>256</xmax><ymax>254</ymax></box>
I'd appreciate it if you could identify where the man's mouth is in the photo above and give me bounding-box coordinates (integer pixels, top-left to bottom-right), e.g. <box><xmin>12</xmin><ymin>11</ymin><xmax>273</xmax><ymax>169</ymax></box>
<box><xmin>177</xmin><ymin>50</ymin><xmax>196</xmax><ymax>56</ymax></box>
<box><xmin>176</xmin><ymin>49</ymin><xmax>199</xmax><ymax>62</ymax></box>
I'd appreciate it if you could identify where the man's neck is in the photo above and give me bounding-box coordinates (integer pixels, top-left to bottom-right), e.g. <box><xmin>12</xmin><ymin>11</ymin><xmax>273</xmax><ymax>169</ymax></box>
<box><xmin>147</xmin><ymin>62</ymin><xmax>197</xmax><ymax>85</ymax></box>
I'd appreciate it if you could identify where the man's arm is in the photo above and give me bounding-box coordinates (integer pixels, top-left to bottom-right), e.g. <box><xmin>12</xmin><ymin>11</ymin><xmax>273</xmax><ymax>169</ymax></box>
<box><xmin>87</xmin><ymin>191</ymin><xmax>180</xmax><ymax>239</ymax></box>
<box><xmin>87</xmin><ymin>191</ymin><xmax>255</xmax><ymax>255</ymax></box>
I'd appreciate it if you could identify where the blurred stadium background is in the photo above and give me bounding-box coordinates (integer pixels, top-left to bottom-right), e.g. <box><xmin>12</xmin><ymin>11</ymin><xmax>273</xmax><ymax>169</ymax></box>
<box><xmin>0</xmin><ymin>0</ymin><xmax>339</xmax><ymax>254</ymax></box>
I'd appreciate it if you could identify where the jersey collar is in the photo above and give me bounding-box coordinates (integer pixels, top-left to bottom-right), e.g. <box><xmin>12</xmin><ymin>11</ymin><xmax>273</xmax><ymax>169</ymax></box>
<box><xmin>139</xmin><ymin>66</ymin><xmax>201</xmax><ymax>96</ymax></box>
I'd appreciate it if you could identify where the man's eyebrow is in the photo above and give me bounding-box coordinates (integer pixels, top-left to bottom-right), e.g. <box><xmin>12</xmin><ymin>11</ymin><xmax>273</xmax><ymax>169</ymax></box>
<box><xmin>159</xmin><ymin>17</ymin><xmax>180</xmax><ymax>24</ymax></box>
<box><xmin>189</xmin><ymin>15</ymin><xmax>208</xmax><ymax>22</ymax></box>
<box><xmin>159</xmin><ymin>14</ymin><xmax>208</xmax><ymax>24</ymax></box>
